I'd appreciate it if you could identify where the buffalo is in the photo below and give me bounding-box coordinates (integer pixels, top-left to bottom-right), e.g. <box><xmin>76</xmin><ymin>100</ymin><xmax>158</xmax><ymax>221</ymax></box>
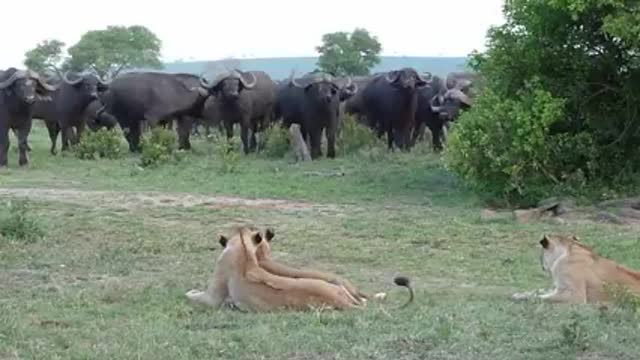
<box><xmin>413</xmin><ymin>75</ymin><xmax>448</xmax><ymax>151</ymax></box>
<box><xmin>0</xmin><ymin>68</ymin><xmax>57</xmax><ymax>167</ymax></box>
<box><xmin>274</xmin><ymin>71</ymin><xmax>357</xmax><ymax>159</ymax></box>
<box><xmin>32</xmin><ymin>70</ymin><xmax>111</xmax><ymax>154</ymax></box>
<box><xmin>85</xmin><ymin>99</ymin><xmax>118</xmax><ymax>131</ymax></box>
<box><xmin>430</xmin><ymin>71</ymin><xmax>476</xmax><ymax>124</ymax></box>
<box><xmin>100</xmin><ymin>71</ymin><xmax>209</xmax><ymax>152</ymax></box>
<box><xmin>198</xmin><ymin>70</ymin><xmax>276</xmax><ymax>154</ymax></box>
<box><xmin>352</xmin><ymin>68</ymin><xmax>429</xmax><ymax>150</ymax></box>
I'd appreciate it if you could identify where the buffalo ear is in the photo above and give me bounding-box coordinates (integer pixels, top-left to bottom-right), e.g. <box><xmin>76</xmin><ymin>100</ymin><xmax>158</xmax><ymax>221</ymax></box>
<box><xmin>252</xmin><ymin>232</ymin><xmax>263</xmax><ymax>245</ymax></box>
<box><xmin>539</xmin><ymin>235</ymin><xmax>550</xmax><ymax>249</ymax></box>
<box><xmin>265</xmin><ymin>228</ymin><xmax>275</xmax><ymax>242</ymax></box>
<box><xmin>218</xmin><ymin>235</ymin><xmax>228</xmax><ymax>248</ymax></box>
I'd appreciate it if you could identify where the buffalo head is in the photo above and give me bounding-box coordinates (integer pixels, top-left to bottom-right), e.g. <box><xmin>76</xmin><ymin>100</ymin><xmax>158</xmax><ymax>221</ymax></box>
<box><xmin>290</xmin><ymin>71</ymin><xmax>358</xmax><ymax>104</ymax></box>
<box><xmin>430</xmin><ymin>88</ymin><xmax>473</xmax><ymax>122</ymax></box>
<box><xmin>86</xmin><ymin>100</ymin><xmax>118</xmax><ymax>131</ymax></box>
<box><xmin>384</xmin><ymin>68</ymin><xmax>430</xmax><ymax>91</ymax></box>
<box><xmin>50</xmin><ymin>67</ymin><xmax>112</xmax><ymax>101</ymax></box>
<box><xmin>0</xmin><ymin>68</ymin><xmax>58</xmax><ymax>104</ymax></box>
<box><xmin>199</xmin><ymin>70</ymin><xmax>257</xmax><ymax>101</ymax></box>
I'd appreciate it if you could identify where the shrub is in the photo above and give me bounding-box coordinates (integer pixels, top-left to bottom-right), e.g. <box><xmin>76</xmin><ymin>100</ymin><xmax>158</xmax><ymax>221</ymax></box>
<box><xmin>212</xmin><ymin>133</ymin><xmax>242</xmax><ymax>174</ymax></box>
<box><xmin>260</xmin><ymin>124</ymin><xmax>290</xmax><ymax>158</ymax></box>
<box><xmin>0</xmin><ymin>200</ymin><xmax>45</xmax><ymax>243</ymax></box>
<box><xmin>139</xmin><ymin>127</ymin><xmax>181</xmax><ymax>168</ymax></box>
<box><xmin>337</xmin><ymin>115</ymin><xmax>383</xmax><ymax>156</ymax></box>
<box><xmin>451</xmin><ymin>0</ymin><xmax>640</xmax><ymax>205</ymax></box>
<box><xmin>73</xmin><ymin>128</ymin><xmax>124</xmax><ymax>160</ymax></box>
<box><xmin>444</xmin><ymin>81</ymin><xmax>572</xmax><ymax>205</ymax></box>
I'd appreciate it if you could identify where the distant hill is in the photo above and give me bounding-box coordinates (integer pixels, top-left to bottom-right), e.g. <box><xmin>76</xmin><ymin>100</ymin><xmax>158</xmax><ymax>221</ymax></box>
<box><xmin>151</xmin><ymin>56</ymin><xmax>469</xmax><ymax>80</ymax></box>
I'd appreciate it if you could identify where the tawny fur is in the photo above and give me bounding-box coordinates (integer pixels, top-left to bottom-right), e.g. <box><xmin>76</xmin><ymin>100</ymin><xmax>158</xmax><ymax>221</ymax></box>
<box><xmin>512</xmin><ymin>234</ymin><xmax>640</xmax><ymax>304</ymax></box>
<box><xmin>186</xmin><ymin>226</ymin><xmax>414</xmax><ymax>312</ymax></box>
<box><xmin>254</xmin><ymin>228</ymin><xmax>370</xmax><ymax>302</ymax></box>
<box><xmin>186</xmin><ymin>227</ymin><xmax>364</xmax><ymax>312</ymax></box>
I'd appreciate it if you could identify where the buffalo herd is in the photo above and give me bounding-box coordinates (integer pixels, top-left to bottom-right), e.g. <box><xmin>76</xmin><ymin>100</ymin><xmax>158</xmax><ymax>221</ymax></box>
<box><xmin>0</xmin><ymin>65</ymin><xmax>476</xmax><ymax>167</ymax></box>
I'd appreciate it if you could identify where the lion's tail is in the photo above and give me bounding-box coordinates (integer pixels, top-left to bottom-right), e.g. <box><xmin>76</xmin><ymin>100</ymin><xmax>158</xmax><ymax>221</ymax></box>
<box><xmin>393</xmin><ymin>276</ymin><xmax>414</xmax><ymax>308</ymax></box>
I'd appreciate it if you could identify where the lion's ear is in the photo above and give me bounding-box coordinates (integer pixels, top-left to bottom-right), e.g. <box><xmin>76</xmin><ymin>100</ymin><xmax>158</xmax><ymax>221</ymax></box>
<box><xmin>265</xmin><ymin>228</ymin><xmax>275</xmax><ymax>242</ymax></box>
<box><xmin>252</xmin><ymin>232</ymin><xmax>263</xmax><ymax>245</ymax></box>
<box><xmin>540</xmin><ymin>235</ymin><xmax>550</xmax><ymax>249</ymax></box>
<box><xmin>219</xmin><ymin>235</ymin><xmax>228</xmax><ymax>248</ymax></box>
<box><xmin>572</xmin><ymin>235</ymin><xmax>581</xmax><ymax>242</ymax></box>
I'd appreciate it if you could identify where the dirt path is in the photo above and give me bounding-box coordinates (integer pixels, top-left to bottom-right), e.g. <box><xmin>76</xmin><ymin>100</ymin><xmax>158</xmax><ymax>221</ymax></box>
<box><xmin>0</xmin><ymin>187</ymin><xmax>351</xmax><ymax>213</ymax></box>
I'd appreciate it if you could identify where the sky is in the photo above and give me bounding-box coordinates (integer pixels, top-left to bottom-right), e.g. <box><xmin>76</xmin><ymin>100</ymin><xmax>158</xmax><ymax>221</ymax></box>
<box><xmin>0</xmin><ymin>0</ymin><xmax>506</xmax><ymax>69</ymax></box>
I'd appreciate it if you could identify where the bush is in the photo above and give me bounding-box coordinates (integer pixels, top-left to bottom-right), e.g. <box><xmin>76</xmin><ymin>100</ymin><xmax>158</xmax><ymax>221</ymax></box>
<box><xmin>139</xmin><ymin>127</ymin><xmax>180</xmax><ymax>168</ymax></box>
<box><xmin>260</xmin><ymin>124</ymin><xmax>290</xmax><ymax>158</ymax></box>
<box><xmin>337</xmin><ymin>115</ymin><xmax>383</xmax><ymax>156</ymax></box>
<box><xmin>73</xmin><ymin>128</ymin><xmax>124</xmax><ymax>160</ymax></box>
<box><xmin>444</xmin><ymin>81</ymin><xmax>574</xmax><ymax>205</ymax></box>
<box><xmin>0</xmin><ymin>200</ymin><xmax>45</xmax><ymax>243</ymax></box>
<box><xmin>212</xmin><ymin>133</ymin><xmax>242</xmax><ymax>174</ymax></box>
<box><xmin>447</xmin><ymin>0</ymin><xmax>640</xmax><ymax>205</ymax></box>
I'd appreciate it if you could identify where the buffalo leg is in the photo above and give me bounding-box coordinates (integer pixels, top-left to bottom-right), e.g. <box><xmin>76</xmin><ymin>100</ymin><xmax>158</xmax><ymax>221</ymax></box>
<box><xmin>249</xmin><ymin>121</ymin><xmax>258</xmax><ymax>152</ymax></box>
<box><xmin>411</xmin><ymin>122</ymin><xmax>426</xmax><ymax>146</ymax></box>
<box><xmin>177</xmin><ymin>116</ymin><xmax>193</xmax><ymax>150</ymax></box>
<box><xmin>429</xmin><ymin>124</ymin><xmax>443</xmax><ymax>152</ymax></box>
<box><xmin>17</xmin><ymin>119</ymin><xmax>32</xmax><ymax>166</ymax></box>
<box><xmin>326</xmin><ymin>122</ymin><xmax>336</xmax><ymax>159</ymax></box>
<box><xmin>60</xmin><ymin>125</ymin><xmax>74</xmax><ymax>152</ymax></box>
<box><xmin>125</xmin><ymin>122</ymin><xmax>142</xmax><ymax>152</ymax></box>
<box><xmin>309</xmin><ymin>128</ymin><xmax>322</xmax><ymax>159</ymax></box>
<box><xmin>74</xmin><ymin>122</ymin><xmax>86</xmax><ymax>145</ymax></box>
<box><xmin>0</xmin><ymin>125</ymin><xmax>9</xmax><ymax>167</ymax></box>
<box><xmin>45</xmin><ymin>120</ymin><xmax>60</xmax><ymax>155</ymax></box>
<box><xmin>239</xmin><ymin>121</ymin><xmax>251</xmax><ymax>154</ymax></box>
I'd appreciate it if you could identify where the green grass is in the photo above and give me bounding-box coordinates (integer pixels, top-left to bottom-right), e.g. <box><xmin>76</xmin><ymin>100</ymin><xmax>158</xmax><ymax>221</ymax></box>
<box><xmin>1</xmin><ymin>122</ymin><xmax>640</xmax><ymax>359</ymax></box>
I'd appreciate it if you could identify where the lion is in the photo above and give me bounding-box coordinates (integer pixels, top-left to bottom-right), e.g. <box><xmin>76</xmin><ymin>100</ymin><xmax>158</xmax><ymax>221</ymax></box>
<box><xmin>511</xmin><ymin>234</ymin><xmax>640</xmax><ymax>304</ymax></box>
<box><xmin>186</xmin><ymin>226</ymin><xmax>413</xmax><ymax>312</ymax></box>
<box><xmin>252</xmin><ymin>228</ymin><xmax>370</xmax><ymax>302</ymax></box>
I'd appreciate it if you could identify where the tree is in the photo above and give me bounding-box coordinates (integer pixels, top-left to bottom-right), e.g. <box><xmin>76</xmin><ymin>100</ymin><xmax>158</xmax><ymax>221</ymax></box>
<box><xmin>316</xmin><ymin>28</ymin><xmax>382</xmax><ymax>76</ymax></box>
<box><xmin>66</xmin><ymin>25</ymin><xmax>163</xmax><ymax>78</ymax></box>
<box><xmin>444</xmin><ymin>0</ymin><xmax>640</xmax><ymax>205</ymax></box>
<box><xmin>23</xmin><ymin>39</ymin><xmax>66</xmax><ymax>74</ymax></box>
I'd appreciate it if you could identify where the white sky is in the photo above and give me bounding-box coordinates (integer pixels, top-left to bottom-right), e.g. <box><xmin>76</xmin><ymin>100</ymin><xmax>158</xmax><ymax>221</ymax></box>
<box><xmin>1</xmin><ymin>0</ymin><xmax>505</xmax><ymax>69</ymax></box>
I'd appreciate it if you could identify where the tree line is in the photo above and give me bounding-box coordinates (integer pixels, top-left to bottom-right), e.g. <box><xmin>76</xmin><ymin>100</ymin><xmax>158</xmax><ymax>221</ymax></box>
<box><xmin>23</xmin><ymin>27</ymin><xmax>383</xmax><ymax>78</ymax></box>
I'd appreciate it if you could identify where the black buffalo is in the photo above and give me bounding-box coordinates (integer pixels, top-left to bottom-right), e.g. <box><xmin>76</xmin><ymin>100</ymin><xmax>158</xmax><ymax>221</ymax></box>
<box><xmin>274</xmin><ymin>71</ymin><xmax>357</xmax><ymax>159</ymax></box>
<box><xmin>100</xmin><ymin>71</ymin><xmax>209</xmax><ymax>152</ymax></box>
<box><xmin>430</xmin><ymin>72</ymin><xmax>475</xmax><ymax>123</ymax></box>
<box><xmin>354</xmin><ymin>68</ymin><xmax>429</xmax><ymax>150</ymax></box>
<box><xmin>85</xmin><ymin>99</ymin><xmax>118</xmax><ymax>131</ymax></box>
<box><xmin>413</xmin><ymin>75</ymin><xmax>448</xmax><ymax>151</ymax></box>
<box><xmin>0</xmin><ymin>68</ymin><xmax>57</xmax><ymax>167</ymax></box>
<box><xmin>32</xmin><ymin>70</ymin><xmax>111</xmax><ymax>154</ymax></box>
<box><xmin>198</xmin><ymin>70</ymin><xmax>276</xmax><ymax>154</ymax></box>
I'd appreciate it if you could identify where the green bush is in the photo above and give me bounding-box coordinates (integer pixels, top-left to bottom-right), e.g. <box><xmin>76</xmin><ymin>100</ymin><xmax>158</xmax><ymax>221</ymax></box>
<box><xmin>260</xmin><ymin>124</ymin><xmax>290</xmax><ymax>158</ymax></box>
<box><xmin>444</xmin><ymin>81</ymin><xmax>574</xmax><ymax>205</ymax></box>
<box><xmin>0</xmin><ymin>200</ymin><xmax>45</xmax><ymax>243</ymax></box>
<box><xmin>446</xmin><ymin>0</ymin><xmax>640</xmax><ymax>205</ymax></box>
<box><xmin>337</xmin><ymin>115</ymin><xmax>384</xmax><ymax>156</ymax></box>
<box><xmin>212</xmin><ymin>133</ymin><xmax>242</xmax><ymax>174</ymax></box>
<box><xmin>140</xmin><ymin>127</ymin><xmax>180</xmax><ymax>168</ymax></box>
<box><xmin>73</xmin><ymin>128</ymin><xmax>124</xmax><ymax>160</ymax></box>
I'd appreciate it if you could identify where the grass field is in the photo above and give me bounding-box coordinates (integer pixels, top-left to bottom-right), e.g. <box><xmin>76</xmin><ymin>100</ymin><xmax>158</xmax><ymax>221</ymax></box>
<box><xmin>1</xmin><ymin>122</ymin><xmax>639</xmax><ymax>360</ymax></box>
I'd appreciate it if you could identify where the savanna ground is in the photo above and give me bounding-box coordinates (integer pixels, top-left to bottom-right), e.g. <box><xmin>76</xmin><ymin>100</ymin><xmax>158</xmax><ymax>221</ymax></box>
<box><xmin>1</xmin><ymin>122</ymin><xmax>639</xmax><ymax>360</ymax></box>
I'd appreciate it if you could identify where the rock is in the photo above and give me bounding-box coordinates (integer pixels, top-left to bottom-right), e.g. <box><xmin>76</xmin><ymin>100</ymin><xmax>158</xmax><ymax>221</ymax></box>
<box><xmin>514</xmin><ymin>208</ymin><xmax>543</xmax><ymax>224</ymax></box>
<box><xmin>618</xmin><ymin>208</ymin><xmax>640</xmax><ymax>220</ymax></box>
<box><xmin>594</xmin><ymin>211</ymin><xmax>629</xmax><ymax>225</ymax></box>
<box><xmin>480</xmin><ymin>209</ymin><xmax>499</xmax><ymax>220</ymax></box>
<box><xmin>537</xmin><ymin>197</ymin><xmax>575</xmax><ymax>216</ymax></box>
